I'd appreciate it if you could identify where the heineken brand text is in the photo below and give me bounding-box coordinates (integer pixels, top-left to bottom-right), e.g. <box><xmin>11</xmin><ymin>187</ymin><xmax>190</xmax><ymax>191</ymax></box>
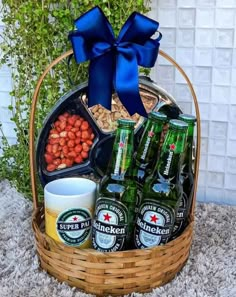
<box><xmin>164</xmin><ymin>151</ymin><xmax>173</xmax><ymax>175</ymax></box>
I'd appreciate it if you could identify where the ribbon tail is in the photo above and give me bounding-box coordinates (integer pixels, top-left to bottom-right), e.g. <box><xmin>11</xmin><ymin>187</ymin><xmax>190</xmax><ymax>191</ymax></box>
<box><xmin>88</xmin><ymin>51</ymin><xmax>114</xmax><ymax>110</ymax></box>
<box><xmin>115</xmin><ymin>51</ymin><xmax>147</xmax><ymax>118</ymax></box>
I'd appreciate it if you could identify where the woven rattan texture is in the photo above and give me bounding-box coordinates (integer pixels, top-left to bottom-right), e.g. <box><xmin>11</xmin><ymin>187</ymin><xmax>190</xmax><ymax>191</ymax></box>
<box><xmin>32</xmin><ymin>206</ymin><xmax>193</xmax><ymax>296</ymax></box>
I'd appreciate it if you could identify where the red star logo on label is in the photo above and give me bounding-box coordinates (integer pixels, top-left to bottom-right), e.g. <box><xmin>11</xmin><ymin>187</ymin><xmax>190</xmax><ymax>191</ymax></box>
<box><xmin>73</xmin><ymin>216</ymin><xmax>78</xmax><ymax>221</ymax></box>
<box><xmin>150</xmin><ymin>214</ymin><xmax>158</xmax><ymax>223</ymax></box>
<box><xmin>148</xmin><ymin>131</ymin><xmax>154</xmax><ymax>137</ymax></box>
<box><xmin>119</xmin><ymin>142</ymin><xmax>124</xmax><ymax>148</ymax></box>
<box><xmin>169</xmin><ymin>143</ymin><xmax>176</xmax><ymax>151</ymax></box>
<box><xmin>103</xmin><ymin>213</ymin><xmax>112</xmax><ymax>222</ymax></box>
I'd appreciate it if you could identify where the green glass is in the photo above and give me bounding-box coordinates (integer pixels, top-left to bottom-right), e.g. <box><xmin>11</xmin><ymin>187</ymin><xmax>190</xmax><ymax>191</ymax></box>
<box><xmin>171</xmin><ymin>114</ymin><xmax>196</xmax><ymax>239</ymax></box>
<box><xmin>134</xmin><ymin>119</ymin><xmax>188</xmax><ymax>249</ymax></box>
<box><xmin>92</xmin><ymin>119</ymin><xmax>137</xmax><ymax>252</ymax></box>
<box><xmin>133</xmin><ymin>112</ymin><xmax>167</xmax><ymax>213</ymax></box>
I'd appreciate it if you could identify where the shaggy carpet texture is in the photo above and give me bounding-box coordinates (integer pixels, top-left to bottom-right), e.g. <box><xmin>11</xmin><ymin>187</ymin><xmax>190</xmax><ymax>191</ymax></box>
<box><xmin>0</xmin><ymin>180</ymin><xmax>235</xmax><ymax>297</ymax></box>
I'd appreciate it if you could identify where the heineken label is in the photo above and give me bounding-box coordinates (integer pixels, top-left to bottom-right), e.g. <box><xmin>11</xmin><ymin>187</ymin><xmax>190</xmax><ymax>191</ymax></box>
<box><xmin>140</xmin><ymin>130</ymin><xmax>155</xmax><ymax>160</ymax></box>
<box><xmin>134</xmin><ymin>200</ymin><xmax>175</xmax><ymax>249</ymax></box>
<box><xmin>111</xmin><ymin>132</ymin><xmax>128</xmax><ymax>180</ymax></box>
<box><xmin>163</xmin><ymin>143</ymin><xmax>176</xmax><ymax>176</ymax></box>
<box><xmin>172</xmin><ymin>192</ymin><xmax>188</xmax><ymax>237</ymax></box>
<box><xmin>92</xmin><ymin>197</ymin><xmax>128</xmax><ymax>252</ymax></box>
<box><xmin>56</xmin><ymin>208</ymin><xmax>92</xmax><ymax>246</ymax></box>
<box><xmin>164</xmin><ymin>151</ymin><xmax>173</xmax><ymax>175</ymax></box>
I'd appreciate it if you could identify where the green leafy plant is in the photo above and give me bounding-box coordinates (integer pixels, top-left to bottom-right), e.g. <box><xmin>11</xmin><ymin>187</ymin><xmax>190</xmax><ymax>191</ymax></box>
<box><xmin>0</xmin><ymin>0</ymin><xmax>150</xmax><ymax>199</ymax></box>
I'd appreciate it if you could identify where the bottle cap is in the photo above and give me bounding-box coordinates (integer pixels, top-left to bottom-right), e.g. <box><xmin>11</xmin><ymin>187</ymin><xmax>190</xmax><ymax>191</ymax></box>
<box><xmin>148</xmin><ymin>111</ymin><xmax>167</xmax><ymax>122</ymax></box>
<box><xmin>178</xmin><ymin>113</ymin><xmax>197</xmax><ymax>124</ymax></box>
<box><xmin>169</xmin><ymin>119</ymin><xmax>188</xmax><ymax>131</ymax></box>
<box><xmin>117</xmin><ymin>119</ymin><xmax>136</xmax><ymax>127</ymax></box>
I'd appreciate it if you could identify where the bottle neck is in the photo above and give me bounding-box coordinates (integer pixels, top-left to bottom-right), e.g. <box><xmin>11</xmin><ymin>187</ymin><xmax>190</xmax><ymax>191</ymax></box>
<box><xmin>157</xmin><ymin>129</ymin><xmax>186</xmax><ymax>180</ymax></box>
<box><xmin>182</xmin><ymin>124</ymin><xmax>194</xmax><ymax>172</ymax></box>
<box><xmin>135</xmin><ymin>119</ymin><xmax>164</xmax><ymax>168</ymax></box>
<box><xmin>107</xmin><ymin>127</ymin><xmax>134</xmax><ymax>180</ymax></box>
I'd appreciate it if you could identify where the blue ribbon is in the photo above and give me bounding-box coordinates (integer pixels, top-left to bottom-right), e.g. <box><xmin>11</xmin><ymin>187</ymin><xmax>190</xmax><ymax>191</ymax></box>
<box><xmin>69</xmin><ymin>6</ymin><xmax>161</xmax><ymax>117</ymax></box>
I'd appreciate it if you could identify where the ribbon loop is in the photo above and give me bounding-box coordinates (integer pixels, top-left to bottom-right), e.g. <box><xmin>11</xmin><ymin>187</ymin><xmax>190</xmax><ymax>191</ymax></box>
<box><xmin>69</xmin><ymin>6</ymin><xmax>161</xmax><ymax>117</ymax></box>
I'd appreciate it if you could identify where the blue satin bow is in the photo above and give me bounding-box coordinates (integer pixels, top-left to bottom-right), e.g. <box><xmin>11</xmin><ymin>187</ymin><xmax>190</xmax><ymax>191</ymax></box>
<box><xmin>69</xmin><ymin>6</ymin><xmax>161</xmax><ymax>117</ymax></box>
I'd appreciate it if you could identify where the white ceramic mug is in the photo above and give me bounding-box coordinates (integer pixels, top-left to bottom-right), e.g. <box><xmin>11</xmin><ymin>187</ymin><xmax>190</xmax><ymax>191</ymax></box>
<box><xmin>44</xmin><ymin>177</ymin><xmax>97</xmax><ymax>248</ymax></box>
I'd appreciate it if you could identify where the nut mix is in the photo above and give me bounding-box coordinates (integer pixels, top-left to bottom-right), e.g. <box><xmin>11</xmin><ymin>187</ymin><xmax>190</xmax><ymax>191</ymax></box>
<box><xmin>44</xmin><ymin>112</ymin><xmax>95</xmax><ymax>172</ymax></box>
<box><xmin>84</xmin><ymin>92</ymin><xmax>158</xmax><ymax>132</ymax></box>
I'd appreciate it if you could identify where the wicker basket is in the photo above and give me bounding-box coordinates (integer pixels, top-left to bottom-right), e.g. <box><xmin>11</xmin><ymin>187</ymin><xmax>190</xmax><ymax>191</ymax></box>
<box><xmin>30</xmin><ymin>50</ymin><xmax>201</xmax><ymax>296</ymax></box>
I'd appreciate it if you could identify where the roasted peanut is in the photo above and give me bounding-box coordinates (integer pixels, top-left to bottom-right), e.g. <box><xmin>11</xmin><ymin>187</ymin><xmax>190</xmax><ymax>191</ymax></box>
<box><xmin>45</xmin><ymin>112</ymin><xmax>95</xmax><ymax>172</ymax></box>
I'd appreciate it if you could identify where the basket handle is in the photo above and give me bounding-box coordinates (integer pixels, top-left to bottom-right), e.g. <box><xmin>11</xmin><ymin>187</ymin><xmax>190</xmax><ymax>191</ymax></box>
<box><xmin>30</xmin><ymin>49</ymin><xmax>201</xmax><ymax>217</ymax></box>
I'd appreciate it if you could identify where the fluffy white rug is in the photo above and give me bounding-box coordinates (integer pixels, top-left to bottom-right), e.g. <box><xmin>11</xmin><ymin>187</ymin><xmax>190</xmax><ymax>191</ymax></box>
<box><xmin>0</xmin><ymin>180</ymin><xmax>235</xmax><ymax>297</ymax></box>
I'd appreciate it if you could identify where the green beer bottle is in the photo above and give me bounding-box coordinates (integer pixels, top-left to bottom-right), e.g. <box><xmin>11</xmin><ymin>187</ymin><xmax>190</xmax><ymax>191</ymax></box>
<box><xmin>92</xmin><ymin>119</ymin><xmax>137</xmax><ymax>252</ymax></box>
<box><xmin>170</xmin><ymin>114</ymin><xmax>196</xmax><ymax>239</ymax></box>
<box><xmin>133</xmin><ymin>112</ymin><xmax>167</xmax><ymax>212</ymax></box>
<box><xmin>134</xmin><ymin>120</ymin><xmax>188</xmax><ymax>248</ymax></box>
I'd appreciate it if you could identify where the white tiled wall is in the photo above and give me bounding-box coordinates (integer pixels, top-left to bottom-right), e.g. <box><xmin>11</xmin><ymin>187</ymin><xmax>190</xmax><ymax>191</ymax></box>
<box><xmin>0</xmin><ymin>2</ymin><xmax>236</xmax><ymax>204</ymax></box>
<box><xmin>149</xmin><ymin>0</ymin><xmax>236</xmax><ymax>205</ymax></box>
<box><xmin>0</xmin><ymin>21</ymin><xmax>16</xmax><ymax>156</ymax></box>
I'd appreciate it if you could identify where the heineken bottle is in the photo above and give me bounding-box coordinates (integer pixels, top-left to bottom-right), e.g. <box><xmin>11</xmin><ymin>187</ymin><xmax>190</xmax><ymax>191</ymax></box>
<box><xmin>170</xmin><ymin>114</ymin><xmax>196</xmax><ymax>239</ymax></box>
<box><xmin>134</xmin><ymin>120</ymin><xmax>188</xmax><ymax>249</ymax></box>
<box><xmin>92</xmin><ymin>119</ymin><xmax>137</xmax><ymax>252</ymax></box>
<box><xmin>133</xmin><ymin>112</ymin><xmax>167</xmax><ymax>212</ymax></box>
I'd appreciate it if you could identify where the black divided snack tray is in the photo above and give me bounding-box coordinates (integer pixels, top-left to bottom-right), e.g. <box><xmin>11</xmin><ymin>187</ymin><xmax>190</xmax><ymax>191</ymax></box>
<box><xmin>36</xmin><ymin>77</ymin><xmax>182</xmax><ymax>186</ymax></box>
